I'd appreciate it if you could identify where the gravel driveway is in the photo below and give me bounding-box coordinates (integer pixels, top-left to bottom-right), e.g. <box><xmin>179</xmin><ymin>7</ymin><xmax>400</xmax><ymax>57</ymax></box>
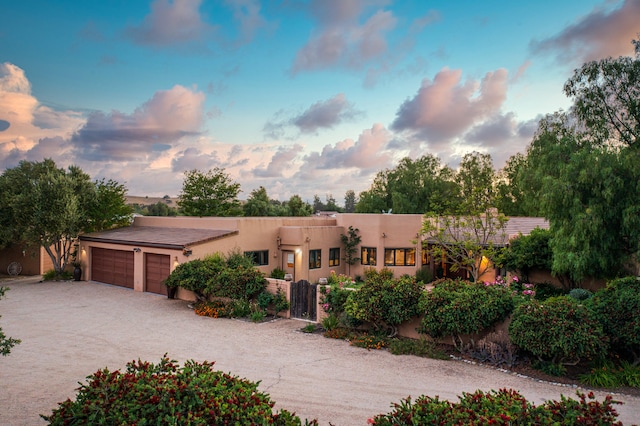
<box><xmin>1</xmin><ymin>277</ymin><xmax>639</xmax><ymax>425</ymax></box>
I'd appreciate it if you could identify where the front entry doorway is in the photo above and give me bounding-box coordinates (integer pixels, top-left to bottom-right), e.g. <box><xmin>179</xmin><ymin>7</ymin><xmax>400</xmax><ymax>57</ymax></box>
<box><xmin>282</xmin><ymin>250</ymin><xmax>295</xmax><ymax>280</ymax></box>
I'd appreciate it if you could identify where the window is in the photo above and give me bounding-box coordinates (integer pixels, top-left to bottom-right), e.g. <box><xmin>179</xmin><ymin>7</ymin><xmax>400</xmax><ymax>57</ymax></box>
<box><xmin>384</xmin><ymin>248</ymin><xmax>416</xmax><ymax>266</ymax></box>
<box><xmin>422</xmin><ymin>250</ymin><xmax>430</xmax><ymax>266</ymax></box>
<box><xmin>329</xmin><ymin>247</ymin><xmax>340</xmax><ymax>267</ymax></box>
<box><xmin>361</xmin><ymin>247</ymin><xmax>377</xmax><ymax>265</ymax></box>
<box><xmin>244</xmin><ymin>250</ymin><xmax>269</xmax><ymax>266</ymax></box>
<box><xmin>309</xmin><ymin>249</ymin><xmax>321</xmax><ymax>269</ymax></box>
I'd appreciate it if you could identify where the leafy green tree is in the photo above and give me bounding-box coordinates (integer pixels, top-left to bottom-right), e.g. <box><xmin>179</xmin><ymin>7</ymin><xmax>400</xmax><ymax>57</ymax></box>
<box><xmin>454</xmin><ymin>152</ymin><xmax>495</xmax><ymax>214</ymax></box>
<box><xmin>519</xmin><ymin>41</ymin><xmax>640</xmax><ymax>282</ymax></box>
<box><xmin>356</xmin><ymin>155</ymin><xmax>457</xmax><ymax>214</ymax></box>
<box><xmin>178</xmin><ymin>168</ymin><xmax>242</xmax><ymax>217</ymax></box>
<box><xmin>498</xmin><ymin>228</ymin><xmax>554</xmax><ymax>284</ymax></box>
<box><xmin>343</xmin><ymin>189</ymin><xmax>357</xmax><ymax>213</ymax></box>
<box><xmin>0</xmin><ymin>159</ymin><xmax>131</xmax><ymax>274</ymax></box>
<box><xmin>494</xmin><ymin>153</ymin><xmax>541</xmax><ymax>216</ymax></box>
<box><xmin>421</xmin><ymin>210</ymin><xmax>508</xmax><ymax>282</ymax></box>
<box><xmin>285</xmin><ymin>194</ymin><xmax>312</xmax><ymax>216</ymax></box>
<box><xmin>564</xmin><ymin>38</ymin><xmax>640</xmax><ymax>146</ymax></box>
<box><xmin>340</xmin><ymin>226</ymin><xmax>361</xmax><ymax>275</ymax></box>
<box><xmin>0</xmin><ymin>286</ymin><xmax>20</xmax><ymax>356</ymax></box>
<box><xmin>243</xmin><ymin>186</ymin><xmax>273</xmax><ymax>216</ymax></box>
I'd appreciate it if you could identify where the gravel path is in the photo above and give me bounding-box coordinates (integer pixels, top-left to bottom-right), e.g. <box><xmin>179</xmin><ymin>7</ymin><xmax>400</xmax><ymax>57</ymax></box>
<box><xmin>1</xmin><ymin>277</ymin><xmax>639</xmax><ymax>425</ymax></box>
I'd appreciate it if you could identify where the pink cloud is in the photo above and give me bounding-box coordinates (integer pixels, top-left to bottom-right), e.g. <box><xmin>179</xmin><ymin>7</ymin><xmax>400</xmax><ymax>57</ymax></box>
<box><xmin>124</xmin><ymin>0</ymin><xmax>215</xmax><ymax>46</ymax></box>
<box><xmin>72</xmin><ymin>85</ymin><xmax>205</xmax><ymax>161</ymax></box>
<box><xmin>391</xmin><ymin>67</ymin><xmax>509</xmax><ymax>143</ymax></box>
<box><xmin>292</xmin><ymin>0</ymin><xmax>397</xmax><ymax>73</ymax></box>
<box><xmin>253</xmin><ymin>144</ymin><xmax>304</xmax><ymax>177</ymax></box>
<box><xmin>299</xmin><ymin>123</ymin><xmax>393</xmax><ymax>173</ymax></box>
<box><xmin>531</xmin><ymin>0</ymin><xmax>639</xmax><ymax>64</ymax></box>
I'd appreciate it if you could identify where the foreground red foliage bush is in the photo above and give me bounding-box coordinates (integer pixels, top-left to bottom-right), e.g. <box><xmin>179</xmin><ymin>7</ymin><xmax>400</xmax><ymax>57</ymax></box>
<box><xmin>370</xmin><ymin>388</ymin><xmax>623</xmax><ymax>425</ymax></box>
<box><xmin>41</xmin><ymin>355</ymin><xmax>317</xmax><ymax>425</ymax></box>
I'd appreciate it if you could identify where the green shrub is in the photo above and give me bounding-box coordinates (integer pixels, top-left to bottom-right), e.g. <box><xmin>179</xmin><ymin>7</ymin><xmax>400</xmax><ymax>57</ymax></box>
<box><xmin>270</xmin><ymin>267</ymin><xmax>286</xmax><ymax>279</ymax></box>
<box><xmin>42</xmin><ymin>269</ymin><xmax>73</xmax><ymax>281</ymax></box>
<box><xmin>580</xmin><ymin>360</ymin><xmax>640</xmax><ymax>389</ymax></box>
<box><xmin>589</xmin><ymin>276</ymin><xmax>640</xmax><ymax>365</ymax></box>
<box><xmin>509</xmin><ymin>296</ymin><xmax>607</xmax><ymax>365</ymax></box>
<box><xmin>163</xmin><ymin>252</ymin><xmax>267</xmax><ymax>302</ymax></box>
<box><xmin>370</xmin><ymin>389</ymin><xmax>623</xmax><ymax>425</ymax></box>
<box><xmin>387</xmin><ymin>337</ymin><xmax>448</xmax><ymax>360</ymax></box>
<box><xmin>418</xmin><ymin>280</ymin><xmax>514</xmax><ymax>349</ymax></box>
<box><xmin>534</xmin><ymin>281</ymin><xmax>566</xmax><ymax>301</ymax></box>
<box><xmin>41</xmin><ymin>355</ymin><xmax>316</xmax><ymax>425</ymax></box>
<box><xmin>229</xmin><ymin>299</ymin><xmax>252</xmax><ymax>318</ymax></box>
<box><xmin>568</xmin><ymin>287</ymin><xmax>593</xmax><ymax>301</ymax></box>
<box><xmin>415</xmin><ymin>266</ymin><xmax>433</xmax><ymax>284</ymax></box>
<box><xmin>321</xmin><ymin>313</ymin><xmax>340</xmax><ymax>331</ymax></box>
<box><xmin>344</xmin><ymin>273</ymin><xmax>422</xmax><ymax>332</ymax></box>
<box><xmin>250</xmin><ymin>309</ymin><xmax>266</xmax><ymax>322</ymax></box>
<box><xmin>257</xmin><ymin>290</ymin><xmax>274</xmax><ymax>310</ymax></box>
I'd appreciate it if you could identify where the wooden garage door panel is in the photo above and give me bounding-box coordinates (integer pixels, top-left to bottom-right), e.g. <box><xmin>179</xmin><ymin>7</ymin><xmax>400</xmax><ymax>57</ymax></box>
<box><xmin>91</xmin><ymin>248</ymin><xmax>134</xmax><ymax>289</ymax></box>
<box><xmin>145</xmin><ymin>253</ymin><xmax>170</xmax><ymax>295</ymax></box>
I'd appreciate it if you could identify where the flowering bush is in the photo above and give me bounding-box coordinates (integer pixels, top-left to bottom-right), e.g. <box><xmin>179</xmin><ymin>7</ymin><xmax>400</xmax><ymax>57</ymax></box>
<box><xmin>344</xmin><ymin>271</ymin><xmax>422</xmax><ymax>332</ymax></box>
<box><xmin>369</xmin><ymin>389</ymin><xmax>623</xmax><ymax>425</ymax></box>
<box><xmin>509</xmin><ymin>296</ymin><xmax>608</xmax><ymax>366</ymax></box>
<box><xmin>349</xmin><ymin>333</ymin><xmax>387</xmax><ymax>350</ymax></box>
<box><xmin>418</xmin><ymin>279</ymin><xmax>514</xmax><ymax>349</ymax></box>
<box><xmin>42</xmin><ymin>355</ymin><xmax>317</xmax><ymax>425</ymax></box>
<box><xmin>194</xmin><ymin>300</ymin><xmax>231</xmax><ymax>318</ymax></box>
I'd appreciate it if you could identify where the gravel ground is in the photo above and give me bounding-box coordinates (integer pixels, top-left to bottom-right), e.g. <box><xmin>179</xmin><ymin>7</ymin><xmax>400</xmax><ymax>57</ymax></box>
<box><xmin>1</xmin><ymin>277</ymin><xmax>639</xmax><ymax>425</ymax></box>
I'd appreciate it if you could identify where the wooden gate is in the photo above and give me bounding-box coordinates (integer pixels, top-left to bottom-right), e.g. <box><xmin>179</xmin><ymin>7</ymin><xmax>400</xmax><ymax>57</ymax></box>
<box><xmin>290</xmin><ymin>280</ymin><xmax>317</xmax><ymax>321</ymax></box>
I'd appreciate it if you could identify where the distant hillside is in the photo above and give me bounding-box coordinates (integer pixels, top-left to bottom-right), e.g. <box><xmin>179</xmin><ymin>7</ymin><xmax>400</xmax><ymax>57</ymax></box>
<box><xmin>125</xmin><ymin>195</ymin><xmax>178</xmax><ymax>208</ymax></box>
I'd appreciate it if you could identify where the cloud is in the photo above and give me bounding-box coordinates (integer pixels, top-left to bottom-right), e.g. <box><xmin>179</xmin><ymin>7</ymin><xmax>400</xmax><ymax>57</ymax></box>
<box><xmin>391</xmin><ymin>67</ymin><xmax>509</xmax><ymax>143</ymax></box>
<box><xmin>299</xmin><ymin>123</ymin><xmax>393</xmax><ymax>173</ymax></box>
<box><xmin>225</xmin><ymin>0</ymin><xmax>273</xmax><ymax>44</ymax></box>
<box><xmin>71</xmin><ymin>85</ymin><xmax>205</xmax><ymax>161</ymax></box>
<box><xmin>0</xmin><ymin>63</ymin><xmax>84</xmax><ymax>168</ymax></box>
<box><xmin>292</xmin><ymin>0</ymin><xmax>397</xmax><ymax>73</ymax></box>
<box><xmin>124</xmin><ymin>0</ymin><xmax>215</xmax><ymax>47</ymax></box>
<box><xmin>264</xmin><ymin>93</ymin><xmax>362</xmax><ymax>138</ymax></box>
<box><xmin>252</xmin><ymin>144</ymin><xmax>304</xmax><ymax>177</ymax></box>
<box><xmin>531</xmin><ymin>0</ymin><xmax>639</xmax><ymax>64</ymax></box>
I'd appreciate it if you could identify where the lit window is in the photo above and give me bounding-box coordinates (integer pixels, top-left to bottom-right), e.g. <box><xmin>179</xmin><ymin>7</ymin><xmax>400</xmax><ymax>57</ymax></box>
<box><xmin>309</xmin><ymin>249</ymin><xmax>321</xmax><ymax>269</ymax></box>
<box><xmin>329</xmin><ymin>248</ymin><xmax>340</xmax><ymax>267</ymax></box>
<box><xmin>361</xmin><ymin>247</ymin><xmax>377</xmax><ymax>265</ymax></box>
<box><xmin>244</xmin><ymin>250</ymin><xmax>269</xmax><ymax>266</ymax></box>
<box><xmin>384</xmin><ymin>248</ymin><xmax>416</xmax><ymax>266</ymax></box>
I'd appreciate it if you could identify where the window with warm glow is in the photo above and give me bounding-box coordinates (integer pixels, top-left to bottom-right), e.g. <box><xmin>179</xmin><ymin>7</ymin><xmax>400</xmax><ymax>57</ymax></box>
<box><xmin>361</xmin><ymin>247</ymin><xmax>377</xmax><ymax>265</ymax></box>
<box><xmin>384</xmin><ymin>248</ymin><xmax>416</xmax><ymax>266</ymax></box>
<box><xmin>329</xmin><ymin>247</ymin><xmax>340</xmax><ymax>266</ymax></box>
<box><xmin>309</xmin><ymin>249</ymin><xmax>321</xmax><ymax>269</ymax></box>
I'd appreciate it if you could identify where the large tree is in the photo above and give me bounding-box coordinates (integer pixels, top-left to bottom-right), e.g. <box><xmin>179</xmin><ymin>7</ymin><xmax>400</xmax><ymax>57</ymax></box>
<box><xmin>0</xmin><ymin>159</ymin><xmax>132</xmax><ymax>274</ymax></box>
<box><xmin>521</xmin><ymin>40</ymin><xmax>640</xmax><ymax>282</ymax></box>
<box><xmin>178</xmin><ymin>168</ymin><xmax>242</xmax><ymax>217</ymax></box>
<box><xmin>285</xmin><ymin>194</ymin><xmax>313</xmax><ymax>216</ymax></box>
<box><xmin>356</xmin><ymin>155</ymin><xmax>457</xmax><ymax>214</ymax></box>
<box><xmin>243</xmin><ymin>186</ymin><xmax>273</xmax><ymax>217</ymax></box>
<box><xmin>344</xmin><ymin>189</ymin><xmax>357</xmax><ymax>213</ymax></box>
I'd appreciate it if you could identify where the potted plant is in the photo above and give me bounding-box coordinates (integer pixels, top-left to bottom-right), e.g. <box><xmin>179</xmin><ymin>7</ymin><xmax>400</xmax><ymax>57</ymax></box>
<box><xmin>71</xmin><ymin>260</ymin><xmax>82</xmax><ymax>281</ymax></box>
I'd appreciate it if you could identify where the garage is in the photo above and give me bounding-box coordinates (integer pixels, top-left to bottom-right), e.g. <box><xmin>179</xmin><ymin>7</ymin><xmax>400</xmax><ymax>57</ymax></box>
<box><xmin>91</xmin><ymin>247</ymin><xmax>134</xmax><ymax>289</ymax></box>
<box><xmin>145</xmin><ymin>253</ymin><xmax>170</xmax><ymax>295</ymax></box>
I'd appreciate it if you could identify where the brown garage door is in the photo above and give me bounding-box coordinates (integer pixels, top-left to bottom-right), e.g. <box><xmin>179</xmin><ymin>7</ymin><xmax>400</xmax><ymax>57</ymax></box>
<box><xmin>145</xmin><ymin>253</ymin><xmax>171</xmax><ymax>295</ymax></box>
<box><xmin>91</xmin><ymin>247</ymin><xmax>134</xmax><ymax>289</ymax></box>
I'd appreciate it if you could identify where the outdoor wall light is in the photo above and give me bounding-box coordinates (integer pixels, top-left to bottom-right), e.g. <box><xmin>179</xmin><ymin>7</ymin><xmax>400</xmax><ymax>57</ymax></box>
<box><xmin>382</xmin><ymin>232</ymin><xmax>387</xmax><ymax>238</ymax></box>
<box><xmin>295</xmin><ymin>248</ymin><xmax>301</xmax><ymax>254</ymax></box>
<box><xmin>183</xmin><ymin>248</ymin><xmax>192</xmax><ymax>256</ymax></box>
<box><xmin>173</xmin><ymin>256</ymin><xmax>180</xmax><ymax>268</ymax></box>
<box><xmin>133</xmin><ymin>248</ymin><xmax>141</xmax><ymax>253</ymax></box>
<box><xmin>81</xmin><ymin>248</ymin><xmax>87</xmax><ymax>256</ymax></box>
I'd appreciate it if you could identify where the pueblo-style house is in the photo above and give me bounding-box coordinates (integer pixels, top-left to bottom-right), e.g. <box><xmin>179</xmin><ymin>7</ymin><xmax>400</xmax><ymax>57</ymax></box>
<box><xmin>75</xmin><ymin>213</ymin><xmax>548</xmax><ymax>297</ymax></box>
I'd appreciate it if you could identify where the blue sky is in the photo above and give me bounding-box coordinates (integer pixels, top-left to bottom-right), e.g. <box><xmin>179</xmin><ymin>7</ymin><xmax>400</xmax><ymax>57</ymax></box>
<box><xmin>1</xmin><ymin>0</ymin><xmax>638</xmax><ymax>202</ymax></box>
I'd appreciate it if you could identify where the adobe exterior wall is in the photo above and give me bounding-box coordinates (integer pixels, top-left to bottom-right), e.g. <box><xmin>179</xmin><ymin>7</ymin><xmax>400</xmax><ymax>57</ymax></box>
<box><xmin>336</xmin><ymin>213</ymin><xmax>425</xmax><ymax>278</ymax></box>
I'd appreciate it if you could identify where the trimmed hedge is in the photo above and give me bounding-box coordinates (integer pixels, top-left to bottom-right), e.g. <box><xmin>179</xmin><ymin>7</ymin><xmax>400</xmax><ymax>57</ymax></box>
<box><xmin>509</xmin><ymin>296</ymin><xmax>607</xmax><ymax>365</ymax></box>
<box><xmin>370</xmin><ymin>389</ymin><xmax>623</xmax><ymax>425</ymax></box>
<box><xmin>42</xmin><ymin>356</ymin><xmax>316</xmax><ymax>425</ymax></box>
<box><xmin>418</xmin><ymin>280</ymin><xmax>514</xmax><ymax>348</ymax></box>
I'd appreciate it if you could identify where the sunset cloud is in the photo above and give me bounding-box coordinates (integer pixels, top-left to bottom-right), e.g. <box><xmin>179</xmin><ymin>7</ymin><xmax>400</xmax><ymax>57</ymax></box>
<box><xmin>71</xmin><ymin>85</ymin><xmax>205</xmax><ymax>162</ymax></box>
<box><xmin>391</xmin><ymin>67</ymin><xmax>509</xmax><ymax>143</ymax></box>
<box><xmin>124</xmin><ymin>0</ymin><xmax>215</xmax><ymax>47</ymax></box>
<box><xmin>264</xmin><ymin>94</ymin><xmax>362</xmax><ymax>138</ymax></box>
<box><xmin>531</xmin><ymin>0</ymin><xmax>639</xmax><ymax>64</ymax></box>
<box><xmin>292</xmin><ymin>0</ymin><xmax>397</xmax><ymax>73</ymax></box>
